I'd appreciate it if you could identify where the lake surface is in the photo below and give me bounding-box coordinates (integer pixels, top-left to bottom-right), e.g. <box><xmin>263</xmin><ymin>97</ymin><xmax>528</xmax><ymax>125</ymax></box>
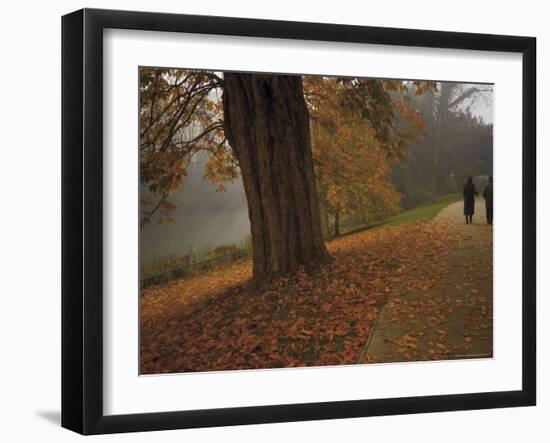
<box><xmin>140</xmin><ymin>207</ymin><xmax>250</xmax><ymax>265</ymax></box>
<box><xmin>140</xmin><ymin>154</ymin><xmax>251</xmax><ymax>267</ymax></box>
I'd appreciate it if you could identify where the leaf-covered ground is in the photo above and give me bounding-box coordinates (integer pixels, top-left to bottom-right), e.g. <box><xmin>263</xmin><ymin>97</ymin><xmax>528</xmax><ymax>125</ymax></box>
<box><xmin>140</xmin><ymin>201</ymin><xmax>490</xmax><ymax>374</ymax></box>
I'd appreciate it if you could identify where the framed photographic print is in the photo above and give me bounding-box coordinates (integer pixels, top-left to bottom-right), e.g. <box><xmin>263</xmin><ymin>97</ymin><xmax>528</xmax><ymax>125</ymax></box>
<box><xmin>61</xmin><ymin>8</ymin><xmax>536</xmax><ymax>435</ymax></box>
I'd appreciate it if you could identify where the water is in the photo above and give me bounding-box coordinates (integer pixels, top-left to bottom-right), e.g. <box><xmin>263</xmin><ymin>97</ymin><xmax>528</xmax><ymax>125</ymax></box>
<box><xmin>140</xmin><ymin>207</ymin><xmax>250</xmax><ymax>265</ymax></box>
<box><xmin>140</xmin><ymin>154</ymin><xmax>251</xmax><ymax>267</ymax></box>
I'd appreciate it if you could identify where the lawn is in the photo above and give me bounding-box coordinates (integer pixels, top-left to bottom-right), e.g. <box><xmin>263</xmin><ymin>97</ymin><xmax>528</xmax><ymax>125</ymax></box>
<box><xmin>383</xmin><ymin>193</ymin><xmax>462</xmax><ymax>227</ymax></box>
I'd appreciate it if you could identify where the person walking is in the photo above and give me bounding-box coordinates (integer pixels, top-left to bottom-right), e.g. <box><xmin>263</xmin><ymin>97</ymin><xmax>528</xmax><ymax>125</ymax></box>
<box><xmin>463</xmin><ymin>176</ymin><xmax>478</xmax><ymax>224</ymax></box>
<box><xmin>483</xmin><ymin>176</ymin><xmax>493</xmax><ymax>224</ymax></box>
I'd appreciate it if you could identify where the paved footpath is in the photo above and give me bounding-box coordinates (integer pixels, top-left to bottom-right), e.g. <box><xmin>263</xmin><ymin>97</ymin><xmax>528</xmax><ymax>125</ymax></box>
<box><xmin>360</xmin><ymin>197</ymin><xmax>493</xmax><ymax>363</ymax></box>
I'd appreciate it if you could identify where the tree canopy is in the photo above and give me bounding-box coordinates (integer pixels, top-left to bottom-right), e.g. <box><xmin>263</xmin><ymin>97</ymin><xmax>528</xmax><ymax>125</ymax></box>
<box><xmin>304</xmin><ymin>76</ymin><xmax>427</xmax><ymax>235</ymax></box>
<box><xmin>139</xmin><ymin>68</ymin><xmax>435</xmax><ymax>229</ymax></box>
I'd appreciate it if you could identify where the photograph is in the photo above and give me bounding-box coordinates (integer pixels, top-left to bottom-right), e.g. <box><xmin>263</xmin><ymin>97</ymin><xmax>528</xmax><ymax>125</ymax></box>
<box><xmin>139</xmin><ymin>68</ymin><xmax>494</xmax><ymax>374</ymax></box>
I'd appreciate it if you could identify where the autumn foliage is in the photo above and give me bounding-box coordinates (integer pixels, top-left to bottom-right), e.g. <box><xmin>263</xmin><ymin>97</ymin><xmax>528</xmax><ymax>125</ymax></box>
<box><xmin>305</xmin><ymin>77</ymin><xmax>407</xmax><ymax>232</ymax></box>
<box><xmin>139</xmin><ymin>69</ymin><xmax>237</xmax><ymax>225</ymax></box>
<box><xmin>139</xmin><ymin>69</ymin><xmax>435</xmax><ymax>230</ymax></box>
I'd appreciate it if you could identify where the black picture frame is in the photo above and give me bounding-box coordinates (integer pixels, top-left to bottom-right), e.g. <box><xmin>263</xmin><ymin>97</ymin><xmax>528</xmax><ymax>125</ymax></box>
<box><xmin>61</xmin><ymin>8</ymin><xmax>536</xmax><ymax>435</ymax></box>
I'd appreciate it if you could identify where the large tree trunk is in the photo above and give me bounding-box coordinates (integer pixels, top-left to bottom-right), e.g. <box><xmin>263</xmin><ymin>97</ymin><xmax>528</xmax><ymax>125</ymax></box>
<box><xmin>222</xmin><ymin>73</ymin><xmax>331</xmax><ymax>284</ymax></box>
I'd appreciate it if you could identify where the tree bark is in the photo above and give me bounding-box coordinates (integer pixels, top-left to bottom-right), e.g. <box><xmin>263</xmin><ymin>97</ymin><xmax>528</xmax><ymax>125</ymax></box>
<box><xmin>222</xmin><ymin>73</ymin><xmax>331</xmax><ymax>284</ymax></box>
<box><xmin>334</xmin><ymin>208</ymin><xmax>341</xmax><ymax>237</ymax></box>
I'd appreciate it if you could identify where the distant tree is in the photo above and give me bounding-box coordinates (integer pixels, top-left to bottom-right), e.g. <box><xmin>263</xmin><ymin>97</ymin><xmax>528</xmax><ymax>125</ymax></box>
<box><xmin>392</xmin><ymin>82</ymin><xmax>493</xmax><ymax>207</ymax></box>
<box><xmin>429</xmin><ymin>82</ymin><xmax>493</xmax><ymax>194</ymax></box>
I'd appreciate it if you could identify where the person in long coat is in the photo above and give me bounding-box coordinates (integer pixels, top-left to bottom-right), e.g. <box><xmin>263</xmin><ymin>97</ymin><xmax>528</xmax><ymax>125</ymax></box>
<box><xmin>463</xmin><ymin>176</ymin><xmax>478</xmax><ymax>224</ymax></box>
<box><xmin>483</xmin><ymin>176</ymin><xmax>493</xmax><ymax>224</ymax></box>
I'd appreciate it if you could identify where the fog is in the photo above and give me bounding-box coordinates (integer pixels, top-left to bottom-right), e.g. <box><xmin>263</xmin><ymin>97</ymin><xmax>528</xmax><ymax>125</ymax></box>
<box><xmin>140</xmin><ymin>153</ymin><xmax>250</xmax><ymax>267</ymax></box>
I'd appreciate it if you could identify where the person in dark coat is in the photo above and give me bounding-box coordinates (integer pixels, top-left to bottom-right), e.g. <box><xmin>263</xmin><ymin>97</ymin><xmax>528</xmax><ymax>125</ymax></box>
<box><xmin>483</xmin><ymin>176</ymin><xmax>493</xmax><ymax>224</ymax></box>
<box><xmin>463</xmin><ymin>176</ymin><xmax>478</xmax><ymax>224</ymax></box>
